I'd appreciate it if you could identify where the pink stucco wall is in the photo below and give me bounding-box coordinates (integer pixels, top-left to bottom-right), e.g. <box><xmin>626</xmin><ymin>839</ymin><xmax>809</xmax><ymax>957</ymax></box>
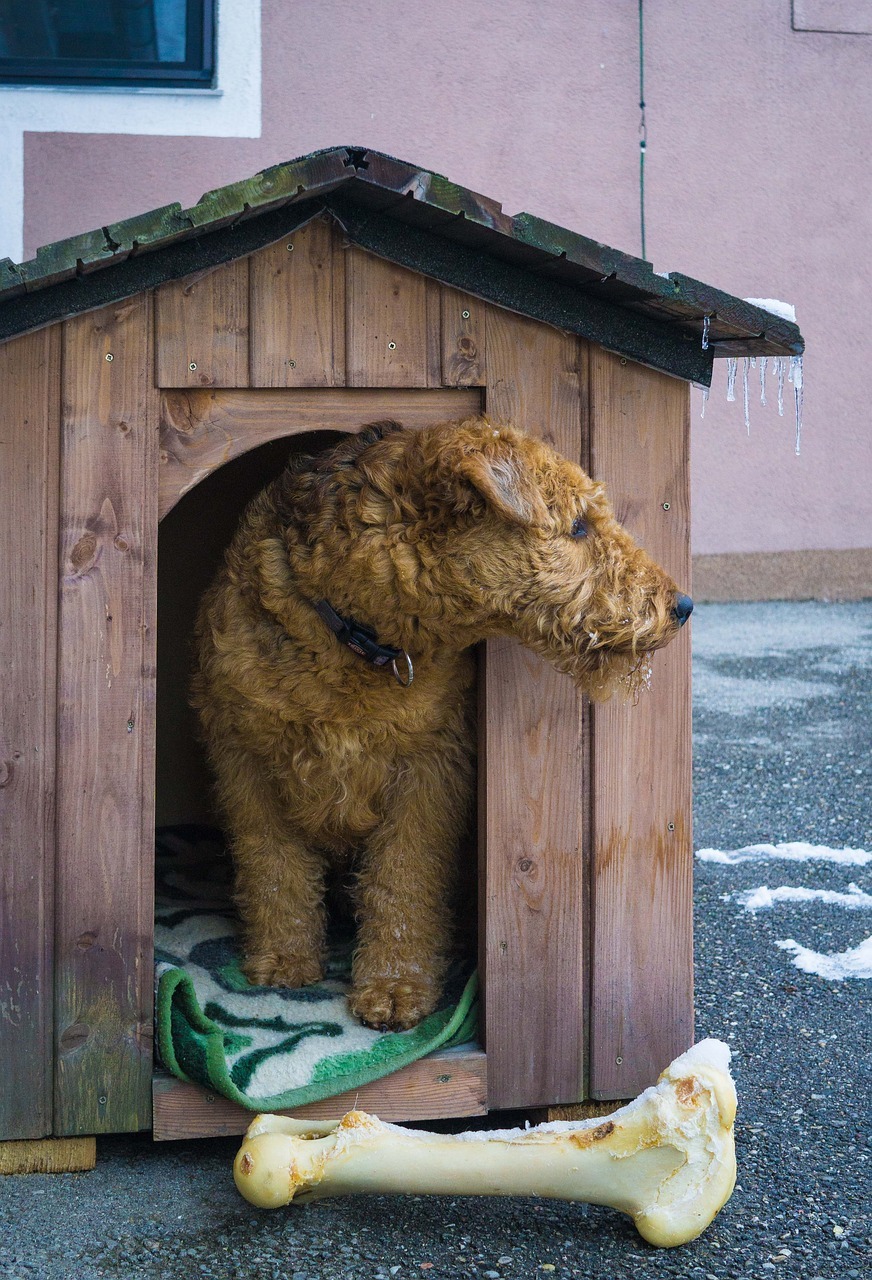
<box><xmin>19</xmin><ymin>1</ymin><xmax>872</xmax><ymax>555</ymax></box>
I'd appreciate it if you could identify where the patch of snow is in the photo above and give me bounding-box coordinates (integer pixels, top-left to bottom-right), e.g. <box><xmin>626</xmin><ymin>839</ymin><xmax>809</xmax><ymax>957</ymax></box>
<box><xmin>691</xmin><ymin>671</ymin><xmax>837</xmax><ymax>715</ymax></box>
<box><xmin>734</xmin><ymin>884</ymin><xmax>872</xmax><ymax>912</ymax></box>
<box><xmin>691</xmin><ymin>602</ymin><xmax>872</xmax><ymax>661</ymax></box>
<box><xmin>776</xmin><ymin>935</ymin><xmax>872</xmax><ymax>981</ymax></box>
<box><xmin>696</xmin><ymin>842</ymin><xmax>871</xmax><ymax>867</ymax></box>
<box><xmin>744</xmin><ymin>298</ymin><xmax>796</xmax><ymax>323</ymax></box>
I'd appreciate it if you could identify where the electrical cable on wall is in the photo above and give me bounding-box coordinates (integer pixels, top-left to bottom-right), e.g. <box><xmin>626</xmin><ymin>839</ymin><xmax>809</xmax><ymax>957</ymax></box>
<box><xmin>638</xmin><ymin>0</ymin><xmax>647</xmax><ymax>261</ymax></box>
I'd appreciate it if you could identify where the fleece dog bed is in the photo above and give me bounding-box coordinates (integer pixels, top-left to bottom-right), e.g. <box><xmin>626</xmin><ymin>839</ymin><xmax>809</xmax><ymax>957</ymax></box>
<box><xmin>154</xmin><ymin>827</ymin><xmax>478</xmax><ymax>1111</ymax></box>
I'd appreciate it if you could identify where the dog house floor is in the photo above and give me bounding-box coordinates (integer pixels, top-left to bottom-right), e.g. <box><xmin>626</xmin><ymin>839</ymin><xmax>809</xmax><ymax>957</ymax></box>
<box><xmin>151</xmin><ymin>1046</ymin><xmax>487</xmax><ymax>1140</ymax></box>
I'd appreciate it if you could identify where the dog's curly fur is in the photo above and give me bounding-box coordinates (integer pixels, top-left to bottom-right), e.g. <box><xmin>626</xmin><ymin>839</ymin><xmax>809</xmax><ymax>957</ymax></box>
<box><xmin>192</xmin><ymin>415</ymin><xmax>688</xmax><ymax>1029</ymax></box>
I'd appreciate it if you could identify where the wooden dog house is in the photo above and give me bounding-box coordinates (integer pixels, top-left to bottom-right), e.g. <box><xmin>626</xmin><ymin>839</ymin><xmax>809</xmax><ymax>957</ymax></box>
<box><xmin>0</xmin><ymin>148</ymin><xmax>803</xmax><ymax>1158</ymax></box>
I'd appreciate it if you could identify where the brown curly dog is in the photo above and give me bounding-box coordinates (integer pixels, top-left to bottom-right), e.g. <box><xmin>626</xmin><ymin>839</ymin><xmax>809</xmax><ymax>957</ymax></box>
<box><xmin>192</xmin><ymin>416</ymin><xmax>692</xmax><ymax>1029</ymax></box>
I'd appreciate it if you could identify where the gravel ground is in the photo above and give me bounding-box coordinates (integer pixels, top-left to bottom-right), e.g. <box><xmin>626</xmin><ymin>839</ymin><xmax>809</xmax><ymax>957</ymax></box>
<box><xmin>2</xmin><ymin>601</ymin><xmax>870</xmax><ymax>1280</ymax></box>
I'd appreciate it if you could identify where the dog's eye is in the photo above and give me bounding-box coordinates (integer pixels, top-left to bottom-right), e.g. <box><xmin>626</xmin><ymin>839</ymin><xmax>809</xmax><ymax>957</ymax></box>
<box><xmin>570</xmin><ymin>516</ymin><xmax>588</xmax><ymax>539</ymax></box>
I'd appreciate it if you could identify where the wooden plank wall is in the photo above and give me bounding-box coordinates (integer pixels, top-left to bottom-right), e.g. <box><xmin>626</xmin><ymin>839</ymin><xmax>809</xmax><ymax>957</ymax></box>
<box><xmin>478</xmin><ymin>310</ymin><xmax>588</xmax><ymax>1110</ymax></box>
<box><xmin>587</xmin><ymin>350</ymin><xmax>694</xmax><ymax>1098</ymax></box>
<box><xmin>0</xmin><ymin>329</ymin><xmax>60</xmax><ymax>1139</ymax></box>
<box><xmin>154</xmin><ymin>221</ymin><xmax>453</xmax><ymax>395</ymax></box>
<box><xmin>249</xmin><ymin>220</ymin><xmax>345</xmax><ymax>387</ymax></box>
<box><xmin>154</xmin><ymin>260</ymin><xmax>249</xmax><ymax>389</ymax></box>
<box><xmin>54</xmin><ymin>297</ymin><xmax>159</xmax><ymax>1134</ymax></box>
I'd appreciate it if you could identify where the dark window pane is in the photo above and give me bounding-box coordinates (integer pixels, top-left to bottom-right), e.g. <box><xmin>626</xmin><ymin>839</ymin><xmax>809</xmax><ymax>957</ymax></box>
<box><xmin>0</xmin><ymin>0</ymin><xmax>215</xmax><ymax>88</ymax></box>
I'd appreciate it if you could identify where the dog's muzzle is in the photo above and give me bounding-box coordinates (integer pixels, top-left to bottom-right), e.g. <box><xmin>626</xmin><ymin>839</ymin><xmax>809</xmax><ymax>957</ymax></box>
<box><xmin>672</xmin><ymin>593</ymin><xmax>694</xmax><ymax>626</ymax></box>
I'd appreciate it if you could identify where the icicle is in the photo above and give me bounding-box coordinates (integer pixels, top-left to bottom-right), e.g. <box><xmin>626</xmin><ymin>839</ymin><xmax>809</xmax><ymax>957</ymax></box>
<box><xmin>776</xmin><ymin>357</ymin><xmax>786</xmax><ymax>416</ymax></box>
<box><xmin>750</xmin><ymin>355</ymin><xmax>757</xmax><ymax>369</ymax></box>
<box><xmin>742</xmin><ymin>357</ymin><xmax>751</xmax><ymax>433</ymax></box>
<box><xmin>726</xmin><ymin>357</ymin><xmax>737</xmax><ymax>402</ymax></box>
<box><xmin>789</xmin><ymin>355</ymin><xmax>804</xmax><ymax>454</ymax></box>
<box><xmin>700</xmin><ymin>385</ymin><xmax>709</xmax><ymax>419</ymax></box>
<box><xmin>701</xmin><ymin>315</ymin><xmax>710</xmax><ymax>350</ymax></box>
<box><xmin>759</xmin><ymin>355</ymin><xmax>768</xmax><ymax>406</ymax></box>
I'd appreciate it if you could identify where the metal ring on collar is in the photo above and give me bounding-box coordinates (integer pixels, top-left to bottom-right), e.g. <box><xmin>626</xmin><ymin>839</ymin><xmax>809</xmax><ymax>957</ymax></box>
<box><xmin>391</xmin><ymin>651</ymin><xmax>414</xmax><ymax>687</ymax></box>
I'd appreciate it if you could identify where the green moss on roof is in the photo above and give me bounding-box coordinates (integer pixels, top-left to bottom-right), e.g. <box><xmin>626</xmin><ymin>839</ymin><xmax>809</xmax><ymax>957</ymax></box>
<box><xmin>0</xmin><ymin>146</ymin><xmax>803</xmax><ymax>381</ymax></box>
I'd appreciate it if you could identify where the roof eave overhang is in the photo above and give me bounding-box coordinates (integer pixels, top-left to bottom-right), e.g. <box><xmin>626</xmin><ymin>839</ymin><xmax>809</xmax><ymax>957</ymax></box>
<box><xmin>0</xmin><ymin>147</ymin><xmax>804</xmax><ymax>386</ymax></box>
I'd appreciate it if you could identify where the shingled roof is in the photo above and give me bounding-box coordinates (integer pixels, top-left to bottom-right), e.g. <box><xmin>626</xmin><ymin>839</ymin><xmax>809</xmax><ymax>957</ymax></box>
<box><xmin>0</xmin><ymin>146</ymin><xmax>803</xmax><ymax>385</ymax></box>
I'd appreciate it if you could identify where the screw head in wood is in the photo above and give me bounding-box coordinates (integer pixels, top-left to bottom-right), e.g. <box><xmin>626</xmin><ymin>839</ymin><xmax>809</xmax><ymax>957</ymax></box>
<box><xmin>667</xmin><ymin>821</ymin><xmax>676</xmax><ymax>832</ymax></box>
<box><xmin>615</xmin><ymin>1056</ymin><xmax>623</xmax><ymax>1065</ymax></box>
<box><xmin>286</xmin><ymin>359</ymin><xmax>296</xmax><ymax>368</ymax></box>
<box><xmin>105</xmin><ymin>353</ymin><xmax>114</xmax><ymax>361</ymax></box>
<box><xmin>286</xmin><ymin>243</ymin><xmax>294</xmax><ymax>250</ymax></box>
<box><xmin>189</xmin><ymin>362</ymin><xmax>198</xmax><ymax>371</ymax></box>
<box><xmin>462</xmin><ymin>309</ymin><xmax>470</xmax><ymax>319</ymax></box>
<box><xmin>388</xmin><ymin>341</ymin><xmax>397</xmax><ymax>350</ymax></box>
<box><xmin>620</xmin><ymin>357</ymin><xmax>628</xmax><ymax>366</ymax></box>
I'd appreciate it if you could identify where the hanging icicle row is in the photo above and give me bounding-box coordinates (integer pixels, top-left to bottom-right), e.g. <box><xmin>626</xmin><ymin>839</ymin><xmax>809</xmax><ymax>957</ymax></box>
<box><xmin>704</xmin><ymin>353</ymin><xmax>803</xmax><ymax>454</ymax></box>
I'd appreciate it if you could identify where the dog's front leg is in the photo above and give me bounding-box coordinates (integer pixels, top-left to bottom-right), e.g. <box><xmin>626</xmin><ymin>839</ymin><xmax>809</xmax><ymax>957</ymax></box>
<box><xmin>349</xmin><ymin>742</ymin><xmax>473</xmax><ymax>1031</ymax></box>
<box><xmin>234</xmin><ymin>831</ymin><xmax>328</xmax><ymax>990</ymax></box>
<box><xmin>213</xmin><ymin>740</ymin><xmax>328</xmax><ymax>989</ymax></box>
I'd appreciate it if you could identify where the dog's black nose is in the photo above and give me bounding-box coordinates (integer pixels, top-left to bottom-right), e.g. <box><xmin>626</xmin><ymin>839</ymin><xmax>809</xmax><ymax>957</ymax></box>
<box><xmin>672</xmin><ymin>593</ymin><xmax>694</xmax><ymax>626</ymax></box>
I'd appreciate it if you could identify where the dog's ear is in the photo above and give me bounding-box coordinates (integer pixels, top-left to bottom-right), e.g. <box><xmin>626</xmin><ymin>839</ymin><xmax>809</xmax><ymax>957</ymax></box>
<box><xmin>457</xmin><ymin>444</ymin><xmax>549</xmax><ymax>528</ymax></box>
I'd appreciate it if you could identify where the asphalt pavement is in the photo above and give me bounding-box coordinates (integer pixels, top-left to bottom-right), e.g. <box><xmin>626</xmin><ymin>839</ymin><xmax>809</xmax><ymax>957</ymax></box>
<box><xmin>1</xmin><ymin>601</ymin><xmax>870</xmax><ymax>1280</ymax></box>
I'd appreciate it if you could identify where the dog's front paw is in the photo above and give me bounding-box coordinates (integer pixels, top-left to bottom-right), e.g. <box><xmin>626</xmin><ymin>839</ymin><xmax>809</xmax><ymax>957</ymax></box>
<box><xmin>242</xmin><ymin>951</ymin><xmax>324</xmax><ymax>989</ymax></box>
<box><xmin>348</xmin><ymin>975</ymin><xmax>440</xmax><ymax>1031</ymax></box>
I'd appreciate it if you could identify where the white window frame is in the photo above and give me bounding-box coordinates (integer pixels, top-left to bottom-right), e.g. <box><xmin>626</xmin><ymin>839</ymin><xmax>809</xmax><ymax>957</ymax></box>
<box><xmin>0</xmin><ymin>0</ymin><xmax>262</xmax><ymax>262</ymax></box>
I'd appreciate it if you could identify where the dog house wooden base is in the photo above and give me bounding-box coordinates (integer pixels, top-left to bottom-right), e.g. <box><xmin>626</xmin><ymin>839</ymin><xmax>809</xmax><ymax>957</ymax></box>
<box><xmin>0</xmin><ymin>151</ymin><xmax>803</xmax><ymax>1153</ymax></box>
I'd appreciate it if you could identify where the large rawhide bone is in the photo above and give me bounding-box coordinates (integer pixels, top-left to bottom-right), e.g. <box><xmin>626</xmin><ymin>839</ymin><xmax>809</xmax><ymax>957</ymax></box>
<box><xmin>233</xmin><ymin>1039</ymin><xmax>736</xmax><ymax>1248</ymax></box>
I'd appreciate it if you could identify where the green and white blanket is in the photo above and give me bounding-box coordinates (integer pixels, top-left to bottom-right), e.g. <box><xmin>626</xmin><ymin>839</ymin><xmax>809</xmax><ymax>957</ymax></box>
<box><xmin>155</xmin><ymin>827</ymin><xmax>478</xmax><ymax>1111</ymax></box>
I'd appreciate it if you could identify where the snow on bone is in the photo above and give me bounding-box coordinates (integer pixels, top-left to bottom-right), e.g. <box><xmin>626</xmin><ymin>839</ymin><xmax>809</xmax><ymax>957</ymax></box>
<box><xmin>233</xmin><ymin>1040</ymin><xmax>737</xmax><ymax>1249</ymax></box>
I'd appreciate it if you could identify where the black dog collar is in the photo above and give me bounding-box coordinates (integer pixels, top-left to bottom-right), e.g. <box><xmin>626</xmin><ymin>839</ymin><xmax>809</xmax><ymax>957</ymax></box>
<box><xmin>312</xmin><ymin>599</ymin><xmax>414</xmax><ymax>687</ymax></box>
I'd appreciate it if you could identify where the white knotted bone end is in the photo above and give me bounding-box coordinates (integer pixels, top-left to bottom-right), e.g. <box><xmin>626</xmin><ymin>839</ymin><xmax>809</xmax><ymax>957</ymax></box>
<box><xmin>233</xmin><ymin>1040</ymin><xmax>738</xmax><ymax>1248</ymax></box>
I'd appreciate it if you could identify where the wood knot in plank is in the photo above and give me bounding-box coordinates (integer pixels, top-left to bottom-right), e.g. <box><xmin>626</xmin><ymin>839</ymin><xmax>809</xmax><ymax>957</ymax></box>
<box><xmin>69</xmin><ymin>531</ymin><xmax>98</xmax><ymax>574</ymax></box>
<box><xmin>59</xmin><ymin>1023</ymin><xmax>90</xmax><ymax>1052</ymax></box>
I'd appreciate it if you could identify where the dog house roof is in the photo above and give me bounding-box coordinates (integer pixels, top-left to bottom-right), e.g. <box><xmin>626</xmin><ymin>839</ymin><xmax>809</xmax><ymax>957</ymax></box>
<box><xmin>0</xmin><ymin>146</ymin><xmax>803</xmax><ymax>385</ymax></box>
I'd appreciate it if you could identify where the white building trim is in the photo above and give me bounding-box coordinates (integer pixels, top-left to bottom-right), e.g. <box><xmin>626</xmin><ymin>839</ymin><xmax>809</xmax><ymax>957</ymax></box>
<box><xmin>0</xmin><ymin>0</ymin><xmax>262</xmax><ymax>262</ymax></box>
